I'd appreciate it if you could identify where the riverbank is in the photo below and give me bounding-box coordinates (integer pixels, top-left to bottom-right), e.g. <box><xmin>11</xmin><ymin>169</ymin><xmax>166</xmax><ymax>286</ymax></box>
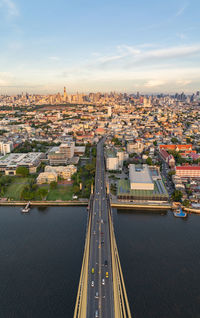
<box><xmin>182</xmin><ymin>206</ymin><xmax>200</xmax><ymax>214</ymax></box>
<box><xmin>0</xmin><ymin>200</ymin><xmax>88</xmax><ymax>206</ymax></box>
<box><xmin>111</xmin><ymin>201</ymin><xmax>172</xmax><ymax>210</ymax></box>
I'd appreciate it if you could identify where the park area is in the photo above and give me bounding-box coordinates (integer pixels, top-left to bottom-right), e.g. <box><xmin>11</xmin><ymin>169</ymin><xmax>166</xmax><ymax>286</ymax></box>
<box><xmin>4</xmin><ymin>177</ymin><xmax>30</xmax><ymax>200</ymax></box>
<box><xmin>45</xmin><ymin>185</ymin><xmax>73</xmax><ymax>201</ymax></box>
<box><xmin>1</xmin><ymin>176</ymin><xmax>74</xmax><ymax>201</ymax></box>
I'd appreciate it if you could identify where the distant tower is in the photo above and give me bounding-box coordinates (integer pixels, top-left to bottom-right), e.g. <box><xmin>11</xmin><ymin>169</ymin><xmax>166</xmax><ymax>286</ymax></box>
<box><xmin>64</xmin><ymin>87</ymin><xmax>67</xmax><ymax>102</ymax></box>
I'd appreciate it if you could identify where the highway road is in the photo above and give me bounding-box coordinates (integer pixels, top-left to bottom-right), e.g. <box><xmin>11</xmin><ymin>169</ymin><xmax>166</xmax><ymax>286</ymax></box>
<box><xmin>87</xmin><ymin>139</ymin><xmax>114</xmax><ymax>318</ymax></box>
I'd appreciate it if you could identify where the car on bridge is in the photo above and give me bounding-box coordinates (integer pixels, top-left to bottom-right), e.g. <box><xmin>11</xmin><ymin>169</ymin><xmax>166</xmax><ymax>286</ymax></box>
<box><xmin>95</xmin><ymin>292</ymin><xmax>99</xmax><ymax>298</ymax></box>
<box><xmin>91</xmin><ymin>267</ymin><xmax>94</xmax><ymax>274</ymax></box>
<box><xmin>106</xmin><ymin>271</ymin><xmax>109</xmax><ymax>278</ymax></box>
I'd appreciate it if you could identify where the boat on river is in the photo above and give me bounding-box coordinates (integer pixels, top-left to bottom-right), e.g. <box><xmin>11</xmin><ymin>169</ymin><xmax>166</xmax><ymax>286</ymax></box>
<box><xmin>173</xmin><ymin>207</ymin><xmax>187</xmax><ymax>218</ymax></box>
<box><xmin>21</xmin><ymin>201</ymin><xmax>31</xmax><ymax>213</ymax></box>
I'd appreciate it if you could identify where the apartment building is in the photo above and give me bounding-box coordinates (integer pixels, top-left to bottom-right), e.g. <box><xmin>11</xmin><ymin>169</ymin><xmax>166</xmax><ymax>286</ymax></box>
<box><xmin>176</xmin><ymin>166</ymin><xmax>200</xmax><ymax>178</ymax></box>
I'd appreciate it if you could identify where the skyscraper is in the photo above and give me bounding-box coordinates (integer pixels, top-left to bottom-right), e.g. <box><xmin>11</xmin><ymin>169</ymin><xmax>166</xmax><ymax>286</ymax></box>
<box><xmin>63</xmin><ymin>87</ymin><xmax>67</xmax><ymax>102</ymax></box>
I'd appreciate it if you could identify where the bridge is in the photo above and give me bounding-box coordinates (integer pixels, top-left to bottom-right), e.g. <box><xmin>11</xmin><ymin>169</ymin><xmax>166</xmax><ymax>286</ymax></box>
<box><xmin>74</xmin><ymin>139</ymin><xmax>132</xmax><ymax>318</ymax></box>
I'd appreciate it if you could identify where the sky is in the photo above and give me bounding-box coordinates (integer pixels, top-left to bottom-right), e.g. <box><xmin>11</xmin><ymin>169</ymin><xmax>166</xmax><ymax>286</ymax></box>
<box><xmin>0</xmin><ymin>0</ymin><xmax>200</xmax><ymax>94</ymax></box>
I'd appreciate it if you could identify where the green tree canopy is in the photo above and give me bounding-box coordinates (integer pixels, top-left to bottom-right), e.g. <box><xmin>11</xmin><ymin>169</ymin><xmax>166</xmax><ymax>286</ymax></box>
<box><xmin>37</xmin><ymin>188</ymin><xmax>48</xmax><ymax>200</ymax></box>
<box><xmin>168</xmin><ymin>170</ymin><xmax>175</xmax><ymax>177</ymax></box>
<box><xmin>146</xmin><ymin>157</ymin><xmax>153</xmax><ymax>165</ymax></box>
<box><xmin>172</xmin><ymin>190</ymin><xmax>183</xmax><ymax>202</ymax></box>
<box><xmin>171</xmin><ymin>137</ymin><xmax>179</xmax><ymax>144</ymax></box>
<box><xmin>50</xmin><ymin>181</ymin><xmax>57</xmax><ymax>190</ymax></box>
<box><xmin>182</xmin><ymin>199</ymin><xmax>190</xmax><ymax>207</ymax></box>
<box><xmin>16</xmin><ymin>166</ymin><xmax>29</xmax><ymax>177</ymax></box>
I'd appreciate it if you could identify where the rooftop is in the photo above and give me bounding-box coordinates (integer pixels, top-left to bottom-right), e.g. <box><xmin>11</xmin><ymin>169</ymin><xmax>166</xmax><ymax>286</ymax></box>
<box><xmin>0</xmin><ymin>153</ymin><xmax>43</xmax><ymax>167</ymax></box>
<box><xmin>129</xmin><ymin>164</ymin><xmax>153</xmax><ymax>185</ymax></box>
<box><xmin>176</xmin><ymin>166</ymin><xmax>200</xmax><ymax>170</ymax></box>
<box><xmin>118</xmin><ymin>179</ymin><xmax>169</xmax><ymax>198</ymax></box>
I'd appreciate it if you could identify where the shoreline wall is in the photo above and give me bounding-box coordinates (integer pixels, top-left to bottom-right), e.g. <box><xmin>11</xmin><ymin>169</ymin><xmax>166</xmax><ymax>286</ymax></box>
<box><xmin>0</xmin><ymin>201</ymin><xmax>88</xmax><ymax>207</ymax></box>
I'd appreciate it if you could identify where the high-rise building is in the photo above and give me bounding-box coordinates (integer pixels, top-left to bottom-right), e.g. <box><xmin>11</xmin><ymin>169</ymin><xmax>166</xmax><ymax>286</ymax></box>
<box><xmin>63</xmin><ymin>87</ymin><xmax>67</xmax><ymax>102</ymax></box>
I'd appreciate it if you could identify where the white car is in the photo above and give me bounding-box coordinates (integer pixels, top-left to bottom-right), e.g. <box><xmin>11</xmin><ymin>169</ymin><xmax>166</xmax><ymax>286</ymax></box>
<box><xmin>102</xmin><ymin>278</ymin><xmax>105</xmax><ymax>285</ymax></box>
<box><xmin>95</xmin><ymin>292</ymin><xmax>99</xmax><ymax>298</ymax></box>
<box><xmin>91</xmin><ymin>281</ymin><xmax>94</xmax><ymax>287</ymax></box>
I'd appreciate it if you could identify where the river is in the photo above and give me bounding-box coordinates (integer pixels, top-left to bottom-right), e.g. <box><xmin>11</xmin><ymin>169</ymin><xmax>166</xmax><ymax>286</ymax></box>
<box><xmin>0</xmin><ymin>206</ymin><xmax>87</xmax><ymax>318</ymax></box>
<box><xmin>0</xmin><ymin>207</ymin><xmax>200</xmax><ymax>317</ymax></box>
<box><xmin>113</xmin><ymin>209</ymin><xmax>200</xmax><ymax>318</ymax></box>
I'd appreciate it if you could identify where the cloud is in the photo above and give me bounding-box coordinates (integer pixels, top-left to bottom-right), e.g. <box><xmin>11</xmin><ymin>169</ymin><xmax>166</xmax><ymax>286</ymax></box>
<box><xmin>176</xmin><ymin>80</ymin><xmax>192</xmax><ymax>86</ymax></box>
<box><xmin>142</xmin><ymin>45</ymin><xmax>200</xmax><ymax>59</ymax></box>
<box><xmin>49</xmin><ymin>56</ymin><xmax>60</xmax><ymax>61</ymax></box>
<box><xmin>176</xmin><ymin>3</ymin><xmax>188</xmax><ymax>17</ymax></box>
<box><xmin>1</xmin><ymin>0</ymin><xmax>19</xmax><ymax>17</ymax></box>
<box><xmin>144</xmin><ymin>80</ymin><xmax>166</xmax><ymax>87</ymax></box>
<box><xmin>95</xmin><ymin>44</ymin><xmax>200</xmax><ymax>70</ymax></box>
<box><xmin>9</xmin><ymin>40</ymin><xmax>22</xmax><ymax>50</ymax></box>
<box><xmin>0</xmin><ymin>72</ymin><xmax>13</xmax><ymax>86</ymax></box>
<box><xmin>1</xmin><ymin>43</ymin><xmax>200</xmax><ymax>93</ymax></box>
<box><xmin>176</xmin><ymin>33</ymin><xmax>187</xmax><ymax>40</ymax></box>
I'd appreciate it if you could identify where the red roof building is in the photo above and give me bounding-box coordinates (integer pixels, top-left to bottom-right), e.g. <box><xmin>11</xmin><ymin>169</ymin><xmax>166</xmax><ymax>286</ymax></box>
<box><xmin>159</xmin><ymin>144</ymin><xmax>193</xmax><ymax>151</ymax></box>
<box><xmin>95</xmin><ymin>128</ymin><xmax>105</xmax><ymax>135</ymax></box>
<box><xmin>176</xmin><ymin>166</ymin><xmax>200</xmax><ymax>178</ymax></box>
<box><xmin>160</xmin><ymin>149</ymin><xmax>175</xmax><ymax>168</ymax></box>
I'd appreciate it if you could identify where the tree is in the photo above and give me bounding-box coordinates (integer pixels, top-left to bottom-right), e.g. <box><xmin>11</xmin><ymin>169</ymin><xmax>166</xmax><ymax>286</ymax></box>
<box><xmin>16</xmin><ymin>166</ymin><xmax>29</xmax><ymax>177</ymax></box>
<box><xmin>111</xmin><ymin>137</ymin><xmax>121</xmax><ymax>146</ymax></box>
<box><xmin>146</xmin><ymin>157</ymin><xmax>153</xmax><ymax>165</ymax></box>
<box><xmin>37</xmin><ymin>188</ymin><xmax>48</xmax><ymax>200</ymax></box>
<box><xmin>182</xmin><ymin>199</ymin><xmax>190</xmax><ymax>207</ymax></box>
<box><xmin>73</xmin><ymin>185</ymin><xmax>81</xmax><ymax>195</ymax></box>
<box><xmin>172</xmin><ymin>190</ymin><xmax>183</xmax><ymax>202</ymax></box>
<box><xmin>168</xmin><ymin>170</ymin><xmax>175</xmax><ymax>177</ymax></box>
<box><xmin>50</xmin><ymin>181</ymin><xmax>57</xmax><ymax>190</ymax></box>
<box><xmin>171</xmin><ymin>137</ymin><xmax>179</xmax><ymax>144</ymax></box>
<box><xmin>153</xmin><ymin>141</ymin><xmax>157</xmax><ymax>146</ymax></box>
<box><xmin>20</xmin><ymin>186</ymin><xmax>34</xmax><ymax>200</ymax></box>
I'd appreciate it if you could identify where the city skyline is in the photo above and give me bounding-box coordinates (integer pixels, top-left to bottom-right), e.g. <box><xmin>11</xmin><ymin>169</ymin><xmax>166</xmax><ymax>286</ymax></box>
<box><xmin>0</xmin><ymin>0</ymin><xmax>200</xmax><ymax>93</ymax></box>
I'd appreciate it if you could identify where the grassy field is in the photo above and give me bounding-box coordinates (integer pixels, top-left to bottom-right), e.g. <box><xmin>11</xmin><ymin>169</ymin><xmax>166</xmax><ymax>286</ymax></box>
<box><xmin>3</xmin><ymin>177</ymin><xmax>74</xmax><ymax>201</ymax></box>
<box><xmin>5</xmin><ymin>177</ymin><xmax>30</xmax><ymax>200</ymax></box>
<box><xmin>46</xmin><ymin>185</ymin><xmax>73</xmax><ymax>201</ymax></box>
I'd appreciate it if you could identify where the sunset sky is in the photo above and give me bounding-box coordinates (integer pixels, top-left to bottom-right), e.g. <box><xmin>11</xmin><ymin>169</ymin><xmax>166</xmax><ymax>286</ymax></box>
<box><xmin>0</xmin><ymin>0</ymin><xmax>200</xmax><ymax>94</ymax></box>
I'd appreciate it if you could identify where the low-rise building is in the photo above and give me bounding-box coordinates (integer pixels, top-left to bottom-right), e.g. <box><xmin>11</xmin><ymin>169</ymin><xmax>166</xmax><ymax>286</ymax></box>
<box><xmin>117</xmin><ymin>164</ymin><xmax>169</xmax><ymax>202</ymax></box>
<box><xmin>48</xmin><ymin>142</ymin><xmax>75</xmax><ymax>165</ymax></box>
<box><xmin>129</xmin><ymin>164</ymin><xmax>154</xmax><ymax>190</ymax></box>
<box><xmin>45</xmin><ymin>165</ymin><xmax>77</xmax><ymax>180</ymax></box>
<box><xmin>37</xmin><ymin>171</ymin><xmax>58</xmax><ymax>184</ymax></box>
<box><xmin>159</xmin><ymin>144</ymin><xmax>193</xmax><ymax>151</ymax></box>
<box><xmin>0</xmin><ymin>152</ymin><xmax>44</xmax><ymax>175</ymax></box>
<box><xmin>175</xmin><ymin>166</ymin><xmax>200</xmax><ymax>178</ymax></box>
<box><xmin>127</xmin><ymin>141</ymin><xmax>144</xmax><ymax>154</ymax></box>
<box><xmin>160</xmin><ymin>149</ymin><xmax>175</xmax><ymax>168</ymax></box>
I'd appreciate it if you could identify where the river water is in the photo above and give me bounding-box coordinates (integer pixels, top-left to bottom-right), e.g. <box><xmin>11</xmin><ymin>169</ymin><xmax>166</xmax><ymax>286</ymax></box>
<box><xmin>113</xmin><ymin>209</ymin><xmax>200</xmax><ymax>318</ymax></box>
<box><xmin>0</xmin><ymin>206</ymin><xmax>87</xmax><ymax>318</ymax></box>
<box><xmin>0</xmin><ymin>207</ymin><xmax>200</xmax><ymax>317</ymax></box>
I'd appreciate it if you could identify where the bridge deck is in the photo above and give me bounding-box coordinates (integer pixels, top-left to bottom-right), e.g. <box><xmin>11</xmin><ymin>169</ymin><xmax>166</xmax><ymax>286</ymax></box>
<box><xmin>74</xmin><ymin>139</ymin><xmax>132</xmax><ymax>318</ymax></box>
